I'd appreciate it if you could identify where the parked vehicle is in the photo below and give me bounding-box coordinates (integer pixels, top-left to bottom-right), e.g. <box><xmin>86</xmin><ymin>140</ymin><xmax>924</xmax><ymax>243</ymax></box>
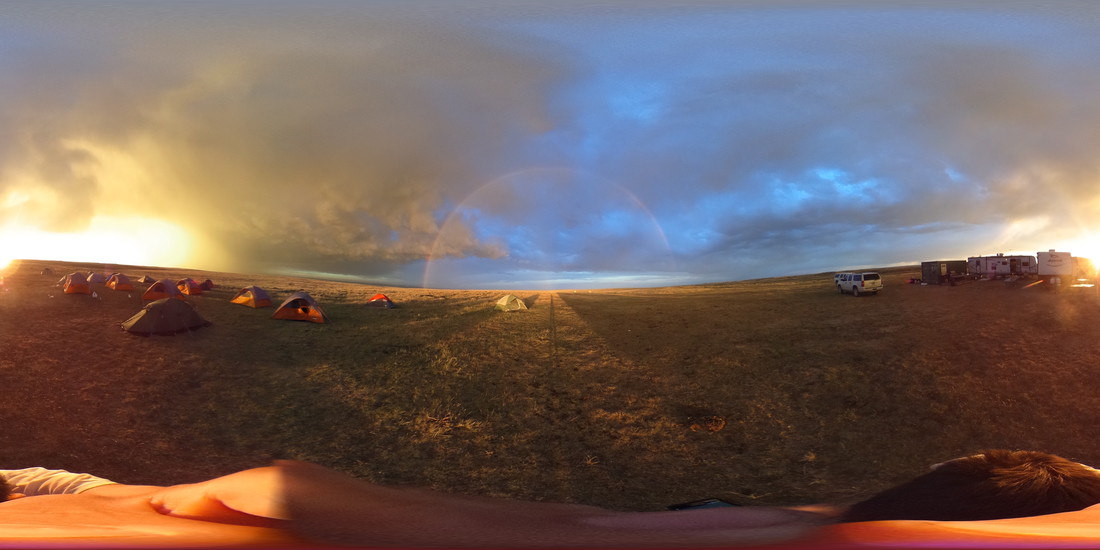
<box><xmin>967</xmin><ymin>253</ymin><xmax>1036</xmax><ymax>279</ymax></box>
<box><xmin>835</xmin><ymin>272</ymin><xmax>883</xmax><ymax>296</ymax></box>
<box><xmin>1037</xmin><ymin>249</ymin><xmax>1074</xmax><ymax>287</ymax></box>
<box><xmin>921</xmin><ymin>260</ymin><xmax>968</xmax><ymax>285</ymax></box>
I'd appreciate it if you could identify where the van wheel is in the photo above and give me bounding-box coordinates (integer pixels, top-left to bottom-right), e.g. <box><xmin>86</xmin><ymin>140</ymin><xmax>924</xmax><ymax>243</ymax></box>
<box><xmin>852</xmin><ymin>286</ymin><xmax>860</xmax><ymax>297</ymax></box>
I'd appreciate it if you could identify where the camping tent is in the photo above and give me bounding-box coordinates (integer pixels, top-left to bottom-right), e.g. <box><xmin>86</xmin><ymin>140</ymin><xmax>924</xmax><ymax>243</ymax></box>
<box><xmin>495</xmin><ymin>295</ymin><xmax>528</xmax><ymax>311</ymax></box>
<box><xmin>106</xmin><ymin>273</ymin><xmax>134</xmax><ymax>291</ymax></box>
<box><xmin>200</xmin><ymin>279</ymin><xmax>216</xmax><ymax>290</ymax></box>
<box><xmin>121</xmin><ymin>298</ymin><xmax>211</xmax><ymax>336</ymax></box>
<box><xmin>272</xmin><ymin>291</ymin><xmax>328</xmax><ymax>323</ymax></box>
<box><xmin>59</xmin><ymin>273</ymin><xmax>91</xmax><ymax>295</ymax></box>
<box><xmin>56</xmin><ymin>273</ymin><xmax>82</xmax><ymax>286</ymax></box>
<box><xmin>230</xmin><ymin>286</ymin><xmax>274</xmax><ymax>308</ymax></box>
<box><xmin>177</xmin><ymin>278</ymin><xmax>203</xmax><ymax>295</ymax></box>
<box><xmin>40</xmin><ymin>267</ymin><xmax>54</xmax><ymax>275</ymax></box>
<box><xmin>142</xmin><ymin>279</ymin><xmax>184</xmax><ymax>301</ymax></box>
<box><xmin>138</xmin><ymin>275</ymin><xmax>155</xmax><ymax>283</ymax></box>
<box><xmin>86</xmin><ymin>272</ymin><xmax>107</xmax><ymax>284</ymax></box>
<box><xmin>365</xmin><ymin>293</ymin><xmax>396</xmax><ymax>309</ymax></box>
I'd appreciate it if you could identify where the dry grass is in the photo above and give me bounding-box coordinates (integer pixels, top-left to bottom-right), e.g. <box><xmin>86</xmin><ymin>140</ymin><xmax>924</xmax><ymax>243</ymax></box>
<box><xmin>3</xmin><ymin>260</ymin><xmax>1100</xmax><ymax>512</ymax></box>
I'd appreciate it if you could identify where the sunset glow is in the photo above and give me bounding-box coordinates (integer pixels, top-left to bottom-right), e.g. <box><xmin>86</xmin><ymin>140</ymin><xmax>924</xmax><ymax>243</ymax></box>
<box><xmin>0</xmin><ymin>217</ymin><xmax>192</xmax><ymax>273</ymax></box>
<box><xmin>1061</xmin><ymin>233</ymin><xmax>1100</xmax><ymax>276</ymax></box>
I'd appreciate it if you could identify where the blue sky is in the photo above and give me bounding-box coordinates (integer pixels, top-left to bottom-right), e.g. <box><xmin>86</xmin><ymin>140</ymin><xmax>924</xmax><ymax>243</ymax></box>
<box><xmin>2</xmin><ymin>1</ymin><xmax>1100</xmax><ymax>289</ymax></box>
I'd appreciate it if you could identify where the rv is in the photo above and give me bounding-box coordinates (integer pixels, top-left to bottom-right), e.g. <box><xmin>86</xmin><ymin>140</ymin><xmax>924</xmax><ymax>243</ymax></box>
<box><xmin>966</xmin><ymin>254</ymin><xmax>1036</xmax><ymax>279</ymax></box>
<box><xmin>1037</xmin><ymin>250</ymin><xmax>1074</xmax><ymax>287</ymax></box>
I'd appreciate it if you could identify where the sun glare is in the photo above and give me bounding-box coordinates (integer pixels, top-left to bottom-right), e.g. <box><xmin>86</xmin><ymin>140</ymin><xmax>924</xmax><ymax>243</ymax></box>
<box><xmin>1059</xmin><ymin>233</ymin><xmax>1100</xmax><ymax>277</ymax></box>
<box><xmin>0</xmin><ymin>216</ymin><xmax>192</xmax><ymax>272</ymax></box>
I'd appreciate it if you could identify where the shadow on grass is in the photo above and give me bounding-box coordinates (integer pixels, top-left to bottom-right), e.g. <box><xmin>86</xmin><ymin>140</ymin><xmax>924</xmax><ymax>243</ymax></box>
<box><xmin>522</xmin><ymin>294</ymin><xmax>540</xmax><ymax>308</ymax></box>
<box><xmin>553</xmin><ymin>283</ymin><xmax>1094</xmax><ymax>505</ymax></box>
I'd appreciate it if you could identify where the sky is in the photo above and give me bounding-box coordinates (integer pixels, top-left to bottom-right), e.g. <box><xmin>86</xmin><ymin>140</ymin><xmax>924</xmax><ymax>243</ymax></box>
<box><xmin>2</xmin><ymin>1</ymin><xmax>1100</xmax><ymax>289</ymax></box>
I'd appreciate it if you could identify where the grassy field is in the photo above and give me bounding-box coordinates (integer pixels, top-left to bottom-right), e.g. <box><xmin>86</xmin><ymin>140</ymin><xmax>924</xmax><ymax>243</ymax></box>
<box><xmin>3</xmin><ymin>259</ymin><xmax>1100</xmax><ymax>512</ymax></box>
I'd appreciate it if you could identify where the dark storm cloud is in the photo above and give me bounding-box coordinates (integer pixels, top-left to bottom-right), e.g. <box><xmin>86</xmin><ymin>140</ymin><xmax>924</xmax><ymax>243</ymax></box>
<box><xmin>1</xmin><ymin>1</ymin><xmax>571</xmax><ymax>275</ymax></box>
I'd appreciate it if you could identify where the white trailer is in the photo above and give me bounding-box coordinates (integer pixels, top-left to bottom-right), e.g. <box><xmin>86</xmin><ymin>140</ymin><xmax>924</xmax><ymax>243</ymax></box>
<box><xmin>966</xmin><ymin>254</ymin><xmax>1036</xmax><ymax>278</ymax></box>
<box><xmin>1037</xmin><ymin>249</ymin><xmax>1074</xmax><ymax>286</ymax></box>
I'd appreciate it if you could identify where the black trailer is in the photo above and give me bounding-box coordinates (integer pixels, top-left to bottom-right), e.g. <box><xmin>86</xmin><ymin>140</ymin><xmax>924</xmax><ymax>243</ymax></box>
<box><xmin>921</xmin><ymin>260</ymin><xmax>968</xmax><ymax>285</ymax></box>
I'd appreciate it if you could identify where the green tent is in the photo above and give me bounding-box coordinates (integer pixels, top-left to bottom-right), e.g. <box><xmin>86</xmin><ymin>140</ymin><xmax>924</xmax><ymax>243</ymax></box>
<box><xmin>494</xmin><ymin>294</ymin><xmax>528</xmax><ymax>312</ymax></box>
<box><xmin>122</xmin><ymin>298</ymin><xmax>211</xmax><ymax>336</ymax></box>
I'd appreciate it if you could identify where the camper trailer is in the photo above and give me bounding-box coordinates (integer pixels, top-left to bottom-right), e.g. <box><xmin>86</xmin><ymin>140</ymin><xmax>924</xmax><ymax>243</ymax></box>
<box><xmin>1037</xmin><ymin>250</ymin><xmax>1074</xmax><ymax>287</ymax></box>
<box><xmin>966</xmin><ymin>254</ymin><xmax>1036</xmax><ymax>279</ymax></box>
<box><xmin>921</xmin><ymin>260</ymin><xmax>968</xmax><ymax>285</ymax></box>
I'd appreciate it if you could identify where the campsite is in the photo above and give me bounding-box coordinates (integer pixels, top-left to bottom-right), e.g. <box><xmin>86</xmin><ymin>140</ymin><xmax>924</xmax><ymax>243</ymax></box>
<box><xmin>2</xmin><ymin>259</ymin><xmax>1100</xmax><ymax>512</ymax></box>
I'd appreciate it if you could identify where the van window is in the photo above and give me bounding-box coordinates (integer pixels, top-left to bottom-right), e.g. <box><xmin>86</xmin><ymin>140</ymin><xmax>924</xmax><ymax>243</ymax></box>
<box><xmin>854</xmin><ymin>274</ymin><xmax>862</xmax><ymax>281</ymax></box>
<box><xmin>863</xmin><ymin>273</ymin><xmax>880</xmax><ymax>280</ymax></box>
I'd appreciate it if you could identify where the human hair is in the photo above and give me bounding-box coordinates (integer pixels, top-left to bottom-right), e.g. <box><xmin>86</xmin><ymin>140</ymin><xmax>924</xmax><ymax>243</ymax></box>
<box><xmin>841</xmin><ymin>450</ymin><xmax>1100</xmax><ymax>522</ymax></box>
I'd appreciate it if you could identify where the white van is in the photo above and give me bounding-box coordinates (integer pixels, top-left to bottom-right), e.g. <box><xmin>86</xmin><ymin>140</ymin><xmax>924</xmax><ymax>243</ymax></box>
<box><xmin>835</xmin><ymin>272</ymin><xmax>883</xmax><ymax>296</ymax></box>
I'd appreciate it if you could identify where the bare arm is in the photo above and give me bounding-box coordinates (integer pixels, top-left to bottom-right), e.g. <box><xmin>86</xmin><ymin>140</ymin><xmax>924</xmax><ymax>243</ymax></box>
<box><xmin>138</xmin><ymin>461</ymin><xmax>828</xmax><ymax>545</ymax></box>
<box><xmin>277</xmin><ymin>460</ymin><xmax>828</xmax><ymax>547</ymax></box>
<box><xmin>147</xmin><ymin>466</ymin><xmax>289</xmax><ymax>526</ymax></box>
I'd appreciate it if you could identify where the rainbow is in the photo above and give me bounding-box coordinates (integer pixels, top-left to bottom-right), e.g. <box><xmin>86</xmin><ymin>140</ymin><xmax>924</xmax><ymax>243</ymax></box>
<box><xmin>422</xmin><ymin>166</ymin><xmax>671</xmax><ymax>289</ymax></box>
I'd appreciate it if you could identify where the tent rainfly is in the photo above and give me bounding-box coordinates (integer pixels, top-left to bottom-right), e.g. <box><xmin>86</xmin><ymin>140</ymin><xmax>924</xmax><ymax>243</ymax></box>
<box><xmin>86</xmin><ymin>272</ymin><xmax>107</xmax><ymax>284</ymax></box>
<box><xmin>138</xmin><ymin>275</ymin><xmax>155</xmax><ymax>283</ymax></box>
<box><xmin>200</xmin><ymin>279</ymin><xmax>216</xmax><ymax>291</ymax></box>
<box><xmin>59</xmin><ymin>273</ymin><xmax>91</xmax><ymax>295</ymax></box>
<box><xmin>106</xmin><ymin>273</ymin><xmax>134</xmax><ymax>291</ymax></box>
<box><xmin>272</xmin><ymin>291</ymin><xmax>328</xmax><ymax>323</ymax></box>
<box><xmin>230</xmin><ymin>286</ymin><xmax>274</xmax><ymax>308</ymax></box>
<box><xmin>364</xmin><ymin>293</ymin><xmax>396</xmax><ymax>309</ymax></box>
<box><xmin>143</xmin><ymin>279</ymin><xmax>184</xmax><ymax>301</ymax></box>
<box><xmin>177</xmin><ymin>278</ymin><xmax>203</xmax><ymax>295</ymax></box>
<box><xmin>495</xmin><ymin>295</ymin><xmax>528</xmax><ymax>311</ymax></box>
<box><xmin>121</xmin><ymin>298</ymin><xmax>211</xmax><ymax>336</ymax></box>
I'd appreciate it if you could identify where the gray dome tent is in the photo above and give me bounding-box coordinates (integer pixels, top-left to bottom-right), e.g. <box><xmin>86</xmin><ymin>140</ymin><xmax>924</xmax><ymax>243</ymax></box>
<box><xmin>495</xmin><ymin>295</ymin><xmax>528</xmax><ymax>311</ymax></box>
<box><xmin>121</xmin><ymin>298</ymin><xmax>211</xmax><ymax>336</ymax></box>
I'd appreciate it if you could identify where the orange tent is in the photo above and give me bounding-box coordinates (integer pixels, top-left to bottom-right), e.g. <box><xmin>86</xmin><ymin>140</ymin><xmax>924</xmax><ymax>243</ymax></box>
<box><xmin>272</xmin><ymin>291</ymin><xmax>327</xmax><ymax>323</ymax></box>
<box><xmin>59</xmin><ymin>272</ymin><xmax>91</xmax><ymax>295</ymax></box>
<box><xmin>142</xmin><ymin>279</ymin><xmax>184</xmax><ymax>301</ymax></box>
<box><xmin>177</xmin><ymin>278</ymin><xmax>203</xmax><ymax>295</ymax></box>
<box><xmin>365</xmin><ymin>293</ymin><xmax>396</xmax><ymax>308</ymax></box>
<box><xmin>106</xmin><ymin>273</ymin><xmax>134</xmax><ymax>291</ymax></box>
<box><xmin>230</xmin><ymin>286</ymin><xmax>274</xmax><ymax>308</ymax></box>
<box><xmin>86</xmin><ymin>272</ymin><xmax>107</xmax><ymax>284</ymax></box>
